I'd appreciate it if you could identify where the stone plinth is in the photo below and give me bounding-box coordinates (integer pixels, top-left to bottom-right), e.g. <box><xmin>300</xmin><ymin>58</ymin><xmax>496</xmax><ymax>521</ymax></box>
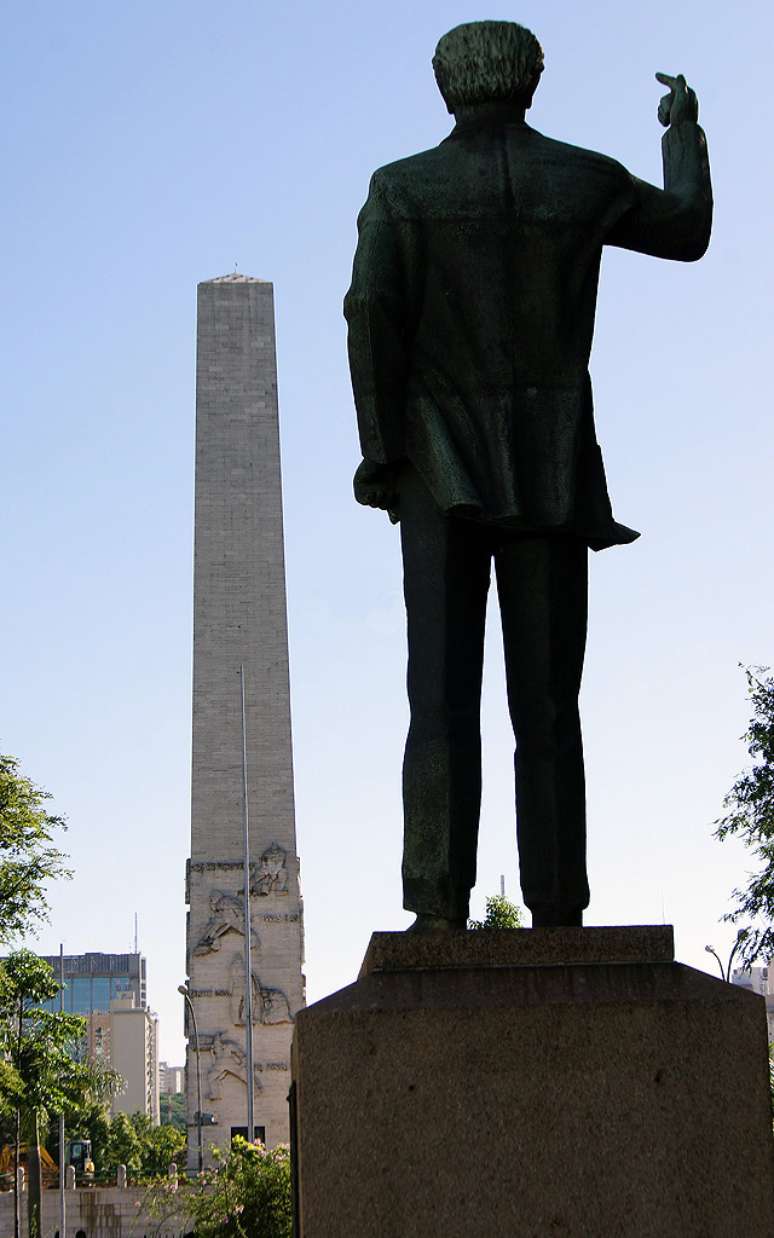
<box><xmin>360</xmin><ymin>923</ymin><xmax>675</xmax><ymax>975</ymax></box>
<box><xmin>292</xmin><ymin>928</ymin><xmax>774</xmax><ymax>1237</ymax></box>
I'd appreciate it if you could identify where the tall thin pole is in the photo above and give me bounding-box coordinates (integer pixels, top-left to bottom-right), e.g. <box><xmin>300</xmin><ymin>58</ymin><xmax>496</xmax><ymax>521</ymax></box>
<box><xmin>179</xmin><ymin>987</ymin><xmax>203</xmax><ymax>1174</ymax></box>
<box><xmin>59</xmin><ymin>944</ymin><xmax>66</xmax><ymax>1238</ymax></box>
<box><xmin>240</xmin><ymin>664</ymin><xmax>255</xmax><ymax>1141</ymax></box>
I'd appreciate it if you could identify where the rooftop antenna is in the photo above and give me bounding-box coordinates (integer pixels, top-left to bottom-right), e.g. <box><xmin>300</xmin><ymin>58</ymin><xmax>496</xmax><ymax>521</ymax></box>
<box><xmin>500</xmin><ymin>874</ymin><xmax>506</xmax><ymax>898</ymax></box>
<box><xmin>134</xmin><ymin>912</ymin><xmax>139</xmax><ymax>955</ymax></box>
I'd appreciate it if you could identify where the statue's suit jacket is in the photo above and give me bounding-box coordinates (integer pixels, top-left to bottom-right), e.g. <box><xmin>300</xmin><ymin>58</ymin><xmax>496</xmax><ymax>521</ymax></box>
<box><xmin>345</xmin><ymin>116</ymin><xmax>712</xmax><ymax>549</ymax></box>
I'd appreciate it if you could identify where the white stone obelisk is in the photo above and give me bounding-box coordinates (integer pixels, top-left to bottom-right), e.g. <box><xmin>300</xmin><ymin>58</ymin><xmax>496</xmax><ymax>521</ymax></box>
<box><xmin>185</xmin><ymin>275</ymin><xmax>305</xmax><ymax>1166</ymax></box>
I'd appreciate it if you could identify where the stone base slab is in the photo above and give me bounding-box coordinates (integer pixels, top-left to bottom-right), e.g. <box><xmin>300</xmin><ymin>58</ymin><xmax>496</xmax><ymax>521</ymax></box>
<box><xmin>360</xmin><ymin>924</ymin><xmax>675</xmax><ymax>976</ymax></box>
<box><xmin>292</xmin><ymin>927</ymin><xmax>774</xmax><ymax>1237</ymax></box>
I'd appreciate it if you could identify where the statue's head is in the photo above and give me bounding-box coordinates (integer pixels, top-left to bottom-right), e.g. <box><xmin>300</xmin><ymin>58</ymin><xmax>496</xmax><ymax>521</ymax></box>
<box><xmin>433</xmin><ymin>21</ymin><xmax>544</xmax><ymax>115</ymax></box>
<box><xmin>261</xmin><ymin>842</ymin><xmax>285</xmax><ymax>870</ymax></box>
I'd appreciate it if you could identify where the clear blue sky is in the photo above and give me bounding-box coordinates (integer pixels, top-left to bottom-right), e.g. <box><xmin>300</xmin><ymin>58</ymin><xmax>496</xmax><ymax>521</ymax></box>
<box><xmin>2</xmin><ymin>1</ymin><xmax>772</xmax><ymax>1064</ymax></box>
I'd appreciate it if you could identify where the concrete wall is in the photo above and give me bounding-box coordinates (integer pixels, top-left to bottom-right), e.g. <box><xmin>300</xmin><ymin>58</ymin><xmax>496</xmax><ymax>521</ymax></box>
<box><xmin>0</xmin><ymin>1186</ymin><xmax>190</xmax><ymax>1237</ymax></box>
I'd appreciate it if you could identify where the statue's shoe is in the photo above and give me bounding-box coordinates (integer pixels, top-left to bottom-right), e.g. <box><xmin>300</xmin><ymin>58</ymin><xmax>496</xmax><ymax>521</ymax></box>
<box><xmin>531</xmin><ymin>906</ymin><xmax>584</xmax><ymax>927</ymax></box>
<box><xmin>406</xmin><ymin>914</ymin><xmax>467</xmax><ymax>933</ymax></box>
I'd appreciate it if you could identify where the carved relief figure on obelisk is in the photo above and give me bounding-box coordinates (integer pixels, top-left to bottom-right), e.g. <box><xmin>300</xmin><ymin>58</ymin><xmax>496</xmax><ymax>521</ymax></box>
<box><xmin>184</xmin><ymin>275</ymin><xmax>305</xmax><ymax>1165</ymax></box>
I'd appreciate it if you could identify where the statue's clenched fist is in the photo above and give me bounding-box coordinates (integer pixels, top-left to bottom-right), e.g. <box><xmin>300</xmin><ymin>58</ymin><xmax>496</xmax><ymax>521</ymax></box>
<box><xmin>353</xmin><ymin>458</ymin><xmax>399</xmax><ymax>519</ymax></box>
<box><xmin>656</xmin><ymin>71</ymin><xmax>699</xmax><ymax>127</ymax></box>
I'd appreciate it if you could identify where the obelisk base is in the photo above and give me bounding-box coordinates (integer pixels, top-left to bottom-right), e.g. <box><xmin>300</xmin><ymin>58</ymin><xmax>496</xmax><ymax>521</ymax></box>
<box><xmin>291</xmin><ymin>927</ymin><xmax>774</xmax><ymax>1237</ymax></box>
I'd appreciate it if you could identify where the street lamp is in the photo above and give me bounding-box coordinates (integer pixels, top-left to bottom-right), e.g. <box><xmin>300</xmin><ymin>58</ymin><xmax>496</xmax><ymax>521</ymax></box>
<box><xmin>178</xmin><ymin>984</ymin><xmax>203</xmax><ymax>1174</ymax></box>
<box><xmin>704</xmin><ymin>931</ymin><xmax>746</xmax><ymax>984</ymax></box>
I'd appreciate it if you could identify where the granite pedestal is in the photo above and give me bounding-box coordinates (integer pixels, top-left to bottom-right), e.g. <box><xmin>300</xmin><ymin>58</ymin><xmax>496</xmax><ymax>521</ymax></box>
<box><xmin>291</xmin><ymin>927</ymin><xmax>774</xmax><ymax>1237</ymax></box>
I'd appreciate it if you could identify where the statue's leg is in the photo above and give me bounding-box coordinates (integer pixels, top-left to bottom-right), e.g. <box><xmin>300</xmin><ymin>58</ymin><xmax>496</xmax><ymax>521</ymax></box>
<box><xmin>495</xmin><ymin>535</ymin><xmax>589</xmax><ymax>923</ymax></box>
<box><xmin>399</xmin><ymin>466</ymin><xmax>490</xmax><ymax>922</ymax></box>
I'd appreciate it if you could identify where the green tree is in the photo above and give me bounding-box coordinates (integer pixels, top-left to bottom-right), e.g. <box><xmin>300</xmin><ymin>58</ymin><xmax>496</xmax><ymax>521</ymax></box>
<box><xmin>468</xmin><ymin>893</ymin><xmax>523</xmax><ymax>930</ymax></box>
<box><xmin>0</xmin><ymin>951</ymin><xmax>120</xmax><ymax>1238</ymax></box>
<box><xmin>87</xmin><ymin>1111</ymin><xmax>186</xmax><ymax>1183</ymax></box>
<box><xmin>160</xmin><ymin>1091</ymin><xmax>187</xmax><ymax>1132</ymax></box>
<box><xmin>125</xmin><ymin>1111</ymin><xmax>186</xmax><ymax>1178</ymax></box>
<box><xmin>140</xmin><ymin>1119</ymin><xmax>186</xmax><ymax>1177</ymax></box>
<box><xmin>148</xmin><ymin>1138</ymin><xmax>292</xmax><ymax>1238</ymax></box>
<box><xmin>0</xmin><ymin>754</ymin><xmax>71</xmax><ymax>944</ymax></box>
<box><xmin>103</xmin><ymin>1112</ymin><xmax>143</xmax><ymax>1177</ymax></box>
<box><xmin>75</xmin><ymin>1098</ymin><xmax>112</xmax><ymax>1179</ymax></box>
<box><xmin>714</xmin><ymin>666</ymin><xmax>774</xmax><ymax>965</ymax></box>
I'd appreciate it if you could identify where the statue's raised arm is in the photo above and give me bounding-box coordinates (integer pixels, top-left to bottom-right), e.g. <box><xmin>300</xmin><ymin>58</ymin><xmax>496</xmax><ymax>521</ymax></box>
<box><xmin>606</xmin><ymin>71</ymin><xmax>712</xmax><ymax>261</ymax></box>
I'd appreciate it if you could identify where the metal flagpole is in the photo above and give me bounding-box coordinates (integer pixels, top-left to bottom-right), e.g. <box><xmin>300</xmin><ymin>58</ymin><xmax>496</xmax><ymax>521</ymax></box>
<box><xmin>59</xmin><ymin>943</ymin><xmax>66</xmax><ymax>1238</ymax></box>
<box><xmin>240</xmin><ymin>664</ymin><xmax>255</xmax><ymax>1141</ymax></box>
<box><xmin>177</xmin><ymin>986</ymin><xmax>203</xmax><ymax>1173</ymax></box>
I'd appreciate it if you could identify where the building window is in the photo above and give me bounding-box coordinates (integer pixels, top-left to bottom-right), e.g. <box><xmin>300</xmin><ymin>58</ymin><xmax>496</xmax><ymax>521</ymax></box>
<box><xmin>71</xmin><ymin>977</ymin><xmax>91</xmax><ymax>1014</ymax></box>
<box><xmin>92</xmin><ymin>978</ymin><xmax>110</xmax><ymax>1010</ymax></box>
<box><xmin>231</xmin><ymin>1125</ymin><xmax>266</xmax><ymax>1145</ymax></box>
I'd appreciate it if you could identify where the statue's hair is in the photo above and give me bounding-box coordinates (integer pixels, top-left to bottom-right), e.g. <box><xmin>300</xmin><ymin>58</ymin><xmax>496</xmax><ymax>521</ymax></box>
<box><xmin>433</xmin><ymin>21</ymin><xmax>544</xmax><ymax>113</ymax></box>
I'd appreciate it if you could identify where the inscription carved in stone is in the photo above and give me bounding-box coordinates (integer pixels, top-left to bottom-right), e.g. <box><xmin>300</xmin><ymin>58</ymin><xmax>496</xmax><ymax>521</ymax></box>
<box><xmin>190</xmin><ymin>861</ymin><xmax>249</xmax><ymax>873</ymax></box>
<box><xmin>190</xmin><ymin>846</ymin><xmax>290</xmax><ymax>897</ymax></box>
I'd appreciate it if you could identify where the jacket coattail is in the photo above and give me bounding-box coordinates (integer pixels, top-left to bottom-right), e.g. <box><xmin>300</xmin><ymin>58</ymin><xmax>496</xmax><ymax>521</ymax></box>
<box><xmin>344</xmin><ymin>116</ymin><xmax>712</xmax><ymax>550</ymax></box>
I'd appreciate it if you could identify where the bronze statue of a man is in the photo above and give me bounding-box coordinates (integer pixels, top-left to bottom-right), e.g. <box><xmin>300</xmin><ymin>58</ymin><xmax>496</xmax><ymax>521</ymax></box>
<box><xmin>344</xmin><ymin>21</ymin><xmax>712</xmax><ymax>930</ymax></box>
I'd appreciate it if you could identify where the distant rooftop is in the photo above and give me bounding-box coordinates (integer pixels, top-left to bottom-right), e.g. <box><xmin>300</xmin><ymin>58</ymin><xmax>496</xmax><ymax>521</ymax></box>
<box><xmin>202</xmin><ymin>273</ymin><xmax>269</xmax><ymax>284</ymax></box>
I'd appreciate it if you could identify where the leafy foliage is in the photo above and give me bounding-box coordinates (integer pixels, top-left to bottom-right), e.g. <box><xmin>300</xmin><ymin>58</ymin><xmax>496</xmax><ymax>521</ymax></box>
<box><xmin>103</xmin><ymin>1112</ymin><xmax>143</xmax><ymax>1176</ymax></box>
<box><xmin>120</xmin><ymin>1112</ymin><xmax>186</xmax><ymax>1179</ymax></box>
<box><xmin>0</xmin><ymin>951</ymin><xmax>122</xmax><ymax>1238</ymax></box>
<box><xmin>149</xmin><ymin>1137</ymin><xmax>292</xmax><ymax>1238</ymax></box>
<box><xmin>715</xmin><ymin>667</ymin><xmax>774</xmax><ymax>964</ymax></box>
<box><xmin>65</xmin><ymin>1109</ymin><xmax>186</xmax><ymax>1182</ymax></box>
<box><xmin>141</xmin><ymin>1119</ymin><xmax>186</xmax><ymax>1177</ymax></box>
<box><xmin>0</xmin><ymin>952</ymin><xmax>121</xmax><ymax>1124</ymax></box>
<box><xmin>0</xmin><ymin>953</ymin><xmax>98</xmax><ymax>1121</ymax></box>
<box><xmin>468</xmin><ymin>893</ymin><xmax>523</xmax><ymax>930</ymax></box>
<box><xmin>160</xmin><ymin>1091</ymin><xmax>187</xmax><ymax>1132</ymax></box>
<box><xmin>0</xmin><ymin>754</ymin><xmax>71</xmax><ymax>944</ymax></box>
<box><xmin>72</xmin><ymin>1099</ymin><xmax>112</xmax><ymax>1177</ymax></box>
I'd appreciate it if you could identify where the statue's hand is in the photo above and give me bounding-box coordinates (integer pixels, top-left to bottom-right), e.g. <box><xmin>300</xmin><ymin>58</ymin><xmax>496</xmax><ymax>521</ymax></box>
<box><xmin>353</xmin><ymin>458</ymin><xmax>399</xmax><ymax>514</ymax></box>
<box><xmin>655</xmin><ymin>72</ymin><xmax>699</xmax><ymax>127</ymax></box>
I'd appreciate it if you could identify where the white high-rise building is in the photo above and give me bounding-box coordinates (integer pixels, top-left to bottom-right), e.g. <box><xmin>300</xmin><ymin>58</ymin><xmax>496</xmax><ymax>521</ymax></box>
<box><xmin>159</xmin><ymin>1062</ymin><xmax>185</xmax><ymax>1094</ymax></box>
<box><xmin>732</xmin><ymin>963</ymin><xmax>774</xmax><ymax>1041</ymax></box>
<box><xmin>109</xmin><ymin>995</ymin><xmax>160</xmax><ymax>1123</ymax></box>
